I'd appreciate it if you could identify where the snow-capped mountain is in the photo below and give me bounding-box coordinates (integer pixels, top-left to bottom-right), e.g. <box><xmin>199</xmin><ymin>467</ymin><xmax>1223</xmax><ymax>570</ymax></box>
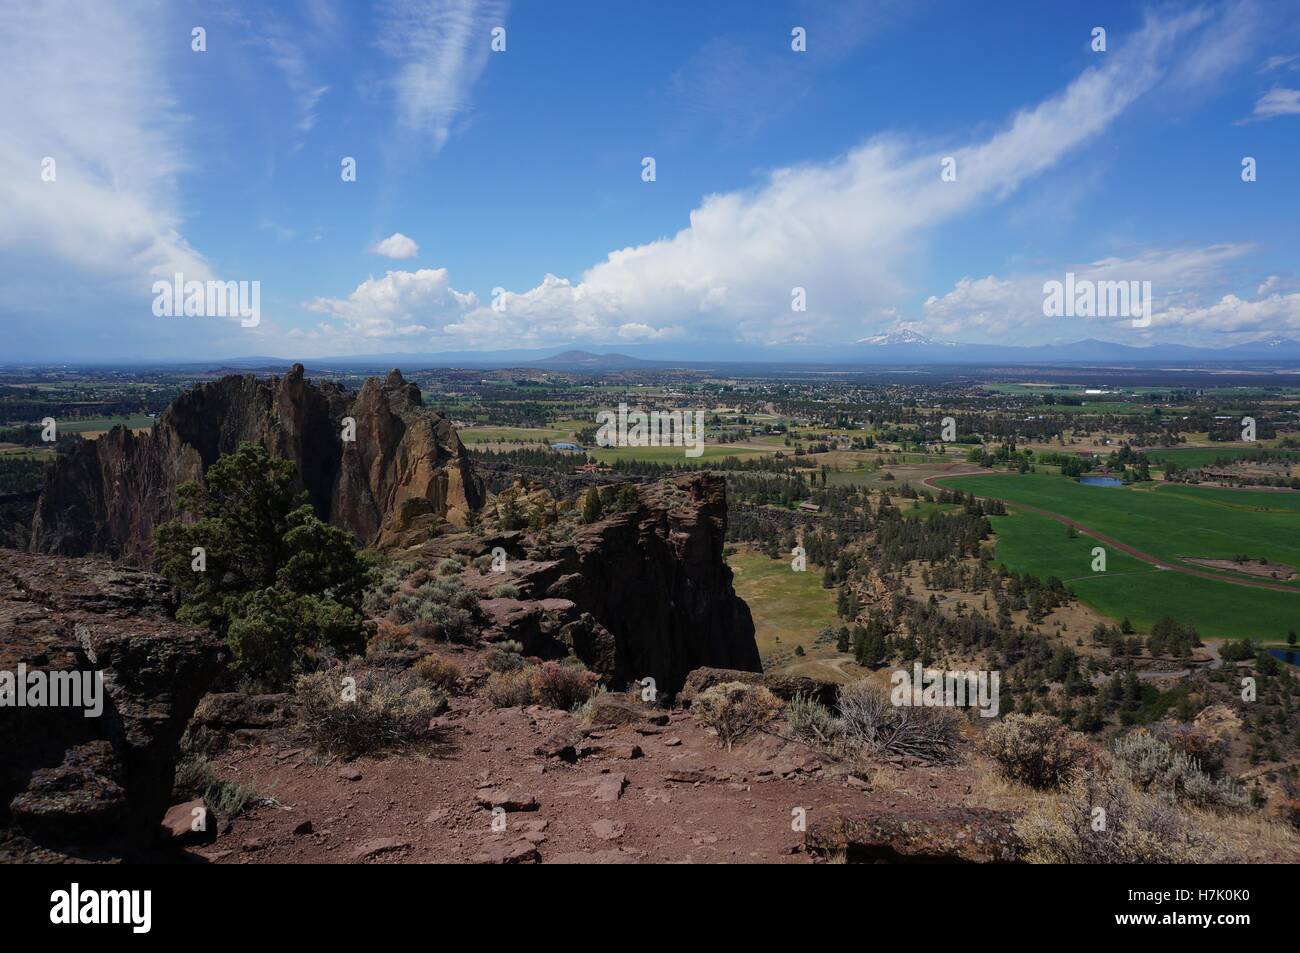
<box><xmin>856</xmin><ymin>329</ymin><xmax>955</xmax><ymax>347</ymax></box>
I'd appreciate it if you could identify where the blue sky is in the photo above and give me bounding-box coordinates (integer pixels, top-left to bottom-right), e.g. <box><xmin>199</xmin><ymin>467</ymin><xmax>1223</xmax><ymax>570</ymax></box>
<box><xmin>1</xmin><ymin>0</ymin><xmax>1298</xmax><ymax>361</ymax></box>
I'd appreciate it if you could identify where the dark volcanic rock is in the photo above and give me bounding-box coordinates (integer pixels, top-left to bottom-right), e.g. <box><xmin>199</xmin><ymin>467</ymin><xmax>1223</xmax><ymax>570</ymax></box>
<box><xmin>29</xmin><ymin>365</ymin><xmax>483</xmax><ymax>563</ymax></box>
<box><xmin>515</xmin><ymin>474</ymin><xmax>760</xmax><ymax>696</ymax></box>
<box><xmin>805</xmin><ymin>807</ymin><xmax>1023</xmax><ymax>863</ymax></box>
<box><xmin>0</xmin><ymin>550</ymin><xmax>226</xmax><ymax>853</ymax></box>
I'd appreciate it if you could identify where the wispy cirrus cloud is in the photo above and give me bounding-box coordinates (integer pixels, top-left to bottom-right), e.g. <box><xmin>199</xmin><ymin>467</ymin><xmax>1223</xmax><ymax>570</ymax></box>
<box><xmin>0</xmin><ymin>0</ymin><xmax>210</xmax><ymax>285</ymax></box>
<box><xmin>1247</xmin><ymin>86</ymin><xmax>1300</xmax><ymax>118</ymax></box>
<box><xmin>255</xmin><ymin>28</ymin><xmax>331</xmax><ymax>136</ymax></box>
<box><xmin>376</xmin><ymin>0</ymin><xmax>509</xmax><ymax>151</ymax></box>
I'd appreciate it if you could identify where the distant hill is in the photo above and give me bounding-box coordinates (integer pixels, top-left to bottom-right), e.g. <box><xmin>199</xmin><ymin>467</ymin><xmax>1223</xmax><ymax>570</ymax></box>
<box><xmin>528</xmin><ymin>350</ymin><xmax>656</xmax><ymax>369</ymax></box>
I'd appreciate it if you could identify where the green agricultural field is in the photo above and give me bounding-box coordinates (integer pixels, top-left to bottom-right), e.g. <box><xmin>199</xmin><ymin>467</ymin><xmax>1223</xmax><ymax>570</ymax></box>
<box><xmin>60</xmin><ymin>414</ymin><xmax>155</xmax><ymax>435</ymax></box>
<box><xmin>458</xmin><ymin>426</ymin><xmax>573</xmax><ymax>444</ymax></box>
<box><xmin>727</xmin><ymin>548</ymin><xmax>851</xmax><ymax>681</ymax></box>
<box><xmin>985</xmin><ymin>508</ymin><xmax>1300</xmax><ymax>641</ymax></box>
<box><xmin>934</xmin><ymin>472</ymin><xmax>1300</xmax><ymax>585</ymax></box>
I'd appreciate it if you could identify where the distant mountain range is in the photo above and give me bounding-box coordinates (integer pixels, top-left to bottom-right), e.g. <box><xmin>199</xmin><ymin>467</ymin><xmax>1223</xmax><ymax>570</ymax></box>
<box><xmin>47</xmin><ymin>338</ymin><xmax>1300</xmax><ymax>371</ymax></box>
<box><xmin>841</xmin><ymin>333</ymin><xmax>1300</xmax><ymax>364</ymax></box>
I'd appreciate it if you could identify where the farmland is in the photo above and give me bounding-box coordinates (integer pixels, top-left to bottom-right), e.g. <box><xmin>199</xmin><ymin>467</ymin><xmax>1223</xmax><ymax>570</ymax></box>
<box><xmin>986</xmin><ymin>508</ymin><xmax>1299</xmax><ymax>640</ymax></box>
<box><xmin>935</xmin><ymin>472</ymin><xmax>1300</xmax><ymax>584</ymax></box>
<box><xmin>933</xmin><ymin>472</ymin><xmax>1300</xmax><ymax>639</ymax></box>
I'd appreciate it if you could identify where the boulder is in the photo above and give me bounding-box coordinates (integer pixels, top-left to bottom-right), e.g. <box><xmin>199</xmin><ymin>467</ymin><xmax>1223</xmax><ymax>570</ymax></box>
<box><xmin>191</xmin><ymin>692</ymin><xmax>294</xmax><ymax>746</ymax></box>
<box><xmin>805</xmin><ymin>807</ymin><xmax>1023</xmax><ymax>863</ymax></box>
<box><xmin>159</xmin><ymin>799</ymin><xmax>213</xmax><ymax>844</ymax></box>
<box><xmin>586</xmin><ymin>694</ymin><xmax>666</xmax><ymax>728</ymax></box>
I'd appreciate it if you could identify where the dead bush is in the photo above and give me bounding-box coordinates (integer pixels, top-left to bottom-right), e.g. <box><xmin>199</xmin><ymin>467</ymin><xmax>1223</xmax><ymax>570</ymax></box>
<box><xmin>836</xmin><ymin>679</ymin><xmax>960</xmax><ymax>764</ymax></box>
<box><xmin>986</xmin><ymin>714</ymin><xmax>1092</xmax><ymax>789</ymax></box>
<box><xmin>693</xmin><ymin>681</ymin><xmax>783</xmax><ymax>750</ymax></box>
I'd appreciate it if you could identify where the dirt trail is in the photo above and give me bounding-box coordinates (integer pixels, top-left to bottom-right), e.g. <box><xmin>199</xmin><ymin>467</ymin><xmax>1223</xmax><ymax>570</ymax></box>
<box><xmin>187</xmin><ymin>686</ymin><xmax>986</xmax><ymax>865</ymax></box>
<box><xmin>922</xmin><ymin>466</ymin><xmax>1300</xmax><ymax>595</ymax></box>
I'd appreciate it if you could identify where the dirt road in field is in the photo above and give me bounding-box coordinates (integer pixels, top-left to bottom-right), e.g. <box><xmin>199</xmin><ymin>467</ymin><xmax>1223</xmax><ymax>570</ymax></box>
<box><xmin>921</xmin><ymin>466</ymin><xmax>1300</xmax><ymax>595</ymax></box>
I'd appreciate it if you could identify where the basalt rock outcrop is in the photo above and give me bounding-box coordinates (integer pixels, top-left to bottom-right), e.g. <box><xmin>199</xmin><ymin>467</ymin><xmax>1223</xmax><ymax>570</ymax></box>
<box><xmin>805</xmin><ymin>806</ymin><xmax>1023</xmax><ymax>863</ymax></box>
<box><xmin>29</xmin><ymin>365</ymin><xmax>483</xmax><ymax>564</ymax></box>
<box><xmin>0</xmin><ymin>549</ymin><xmax>226</xmax><ymax>856</ymax></box>
<box><xmin>472</xmin><ymin>474</ymin><xmax>761</xmax><ymax>696</ymax></box>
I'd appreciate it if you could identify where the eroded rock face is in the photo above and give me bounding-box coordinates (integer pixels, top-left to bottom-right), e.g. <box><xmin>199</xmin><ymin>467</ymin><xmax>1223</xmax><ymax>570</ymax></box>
<box><xmin>501</xmin><ymin>474</ymin><xmax>760</xmax><ymax>695</ymax></box>
<box><xmin>0</xmin><ymin>549</ymin><xmax>227</xmax><ymax>853</ymax></box>
<box><xmin>29</xmin><ymin>365</ymin><xmax>483</xmax><ymax>563</ymax></box>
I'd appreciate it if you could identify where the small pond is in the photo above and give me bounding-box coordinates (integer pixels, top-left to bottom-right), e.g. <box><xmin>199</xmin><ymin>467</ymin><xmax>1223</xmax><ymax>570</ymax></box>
<box><xmin>1079</xmin><ymin>476</ymin><xmax>1124</xmax><ymax>487</ymax></box>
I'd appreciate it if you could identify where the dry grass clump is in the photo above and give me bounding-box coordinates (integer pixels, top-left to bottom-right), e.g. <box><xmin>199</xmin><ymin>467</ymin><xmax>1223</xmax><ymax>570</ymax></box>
<box><xmin>484</xmin><ymin>667</ymin><xmax>535</xmax><ymax>707</ymax></box>
<box><xmin>693</xmin><ymin>681</ymin><xmax>783</xmax><ymax>750</ymax></box>
<box><xmin>296</xmin><ymin>666</ymin><xmax>447</xmax><ymax>757</ymax></box>
<box><xmin>985</xmin><ymin>714</ymin><xmax>1092</xmax><ymax>789</ymax></box>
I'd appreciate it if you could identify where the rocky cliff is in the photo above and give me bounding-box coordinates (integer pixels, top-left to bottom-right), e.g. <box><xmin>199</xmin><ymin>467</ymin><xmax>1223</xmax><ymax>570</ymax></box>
<box><xmin>466</xmin><ymin>474</ymin><xmax>761</xmax><ymax>696</ymax></box>
<box><xmin>0</xmin><ymin>549</ymin><xmax>227</xmax><ymax>856</ymax></box>
<box><xmin>29</xmin><ymin>365</ymin><xmax>483</xmax><ymax>563</ymax></box>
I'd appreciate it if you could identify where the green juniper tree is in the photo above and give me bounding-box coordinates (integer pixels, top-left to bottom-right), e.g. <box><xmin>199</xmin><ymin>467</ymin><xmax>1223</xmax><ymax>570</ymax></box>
<box><xmin>155</xmin><ymin>442</ymin><xmax>377</xmax><ymax>688</ymax></box>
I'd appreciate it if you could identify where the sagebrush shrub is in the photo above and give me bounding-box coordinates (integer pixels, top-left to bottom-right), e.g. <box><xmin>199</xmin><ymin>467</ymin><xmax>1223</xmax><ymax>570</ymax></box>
<box><xmin>412</xmin><ymin>655</ymin><xmax>463</xmax><ymax>694</ymax></box>
<box><xmin>1110</xmin><ymin>730</ymin><xmax>1247</xmax><ymax>811</ymax></box>
<box><xmin>787</xmin><ymin>692</ymin><xmax>840</xmax><ymax>745</ymax></box>
<box><xmin>530</xmin><ymin>661</ymin><xmax>601</xmax><ymax>710</ymax></box>
<box><xmin>1017</xmin><ymin>764</ymin><xmax>1236</xmax><ymax>864</ymax></box>
<box><xmin>985</xmin><ymin>714</ymin><xmax>1091</xmax><ymax>789</ymax></box>
<box><xmin>693</xmin><ymin>682</ymin><xmax>783</xmax><ymax>750</ymax></box>
<box><xmin>484</xmin><ymin>641</ymin><xmax>526</xmax><ymax>673</ymax></box>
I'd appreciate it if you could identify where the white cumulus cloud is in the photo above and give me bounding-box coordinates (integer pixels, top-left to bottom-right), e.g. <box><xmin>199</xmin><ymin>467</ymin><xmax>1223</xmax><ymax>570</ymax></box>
<box><xmin>308</xmin><ymin>7</ymin><xmax>1259</xmax><ymax>352</ymax></box>
<box><xmin>370</xmin><ymin>233</ymin><xmax>421</xmax><ymax>260</ymax></box>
